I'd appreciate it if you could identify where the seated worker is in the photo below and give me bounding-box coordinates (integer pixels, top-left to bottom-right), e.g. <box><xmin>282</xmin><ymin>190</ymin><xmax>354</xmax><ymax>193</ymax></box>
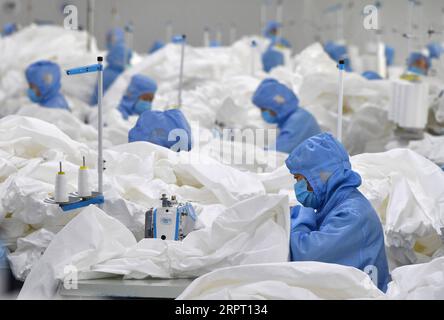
<box><xmin>407</xmin><ymin>52</ymin><xmax>431</xmax><ymax>76</ymax></box>
<box><xmin>118</xmin><ymin>74</ymin><xmax>158</xmax><ymax>120</ymax></box>
<box><xmin>262</xmin><ymin>45</ymin><xmax>285</xmax><ymax>72</ymax></box>
<box><xmin>128</xmin><ymin>109</ymin><xmax>192</xmax><ymax>152</ymax></box>
<box><xmin>2</xmin><ymin>22</ymin><xmax>17</xmax><ymax>37</ymax></box>
<box><xmin>285</xmin><ymin>132</ymin><xmax>390</xmax><ymax>292</ymax></box>
<box><xmin>90</xmin><ymin>43</ymin><xmax>132</xmax><ymax>105</ymax></box>
<box><xmin>25</xmin><ymin>60</ymin><xmax>69</xmax><ymax>110</ymax></box>
<box><xmin>252</xmin><ymin>79</ymin><xmax>321</xmax><ymax>154</ymax></box>
<box><xmin>263</xmin><ymin>21</ymin><xmax>291</xmax><ymax>48</ymax></box>
<box><xmin>106</xmin><ymin>27</ymin><xmax>125</xmax><ymax>50</ymax></box>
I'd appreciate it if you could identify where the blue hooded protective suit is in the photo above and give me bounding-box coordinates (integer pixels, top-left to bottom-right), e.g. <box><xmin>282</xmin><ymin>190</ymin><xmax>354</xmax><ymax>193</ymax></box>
<box><xmin>106</xmin><ymin>27</ymin><xmax>125</xmax><ymax>50</ymax></box>
<box><xmin>118</xmin><ymin>74</ymin><xmax>157</xmax><ymax>119</ymax></box>
<box><xmin>25</xmin><ymin>60</ymin><xmax>69</xmax><ymax>110</ymax></box>
<box><xmin>262</xmin><ymin>45</ymin><xmax>285</xmax><ymax>72</ymax></box>
<box><xmin>407</xmin><ymin>52</ymin><xmax>431</xmax><ymax>76</ymax></box>
<box><xmin>263</xmin><ymin>21</ymin><xmax>291</xmax><ymax>48</ymax></box>
<box><xmin>252</xmin><ymin>79</ymin><xmax>321</xmax><ymax>154</ymax></box>
<box><xmin>362</xmin><ymin>71</ymin><xmax>383</xmax><ymax>80</ymax></box>
<box><xmin>90</xmin><ymin>43</ymin><xmax>132</xmax><ymax>105</ymax></box>
<box><xmin>285</xmin><ymin>132</ymin><xmax>390</xmax><ymax>292</ymax></box>
<box><xmin>128</xmin><ymin>109</ymin><xmax>192</xmax><ymax>151</ymax></box>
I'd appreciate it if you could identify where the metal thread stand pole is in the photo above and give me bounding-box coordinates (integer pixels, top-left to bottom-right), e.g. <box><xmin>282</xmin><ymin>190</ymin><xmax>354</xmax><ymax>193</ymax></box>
<box><xmin>124</xmin><ymin>23</ymin><xmax>133</xmax><ymax>70</ymax></box>
<box><xmin>251</xmin><ymin>41</ymin><xmax>257</xmax><ymax>76</ymax></box>
<box><xmin>203</xmin><ymin>27</ymin><xmax>210</xmax><ymax>47</ymax></box>
<box><xmin>407</xmin><ymin>0</ymin><xmax>414</xmax><ymax>61</ymax></box>
<box><xmin>178</xmin><ymin>35</ymin><xmax>186</xmax><ymax>108</ymax></box>
<box><xmin>230</xmin><ymin>24</ymin><xmax>237</xmax><ymax>44</ymax></box>
<box><xmin>277</xmin><ymin>0</ymin><xmax>284</xmax><ymax>25</ymax></box>
<box><xmin>337</xmin><ymin>60</ymin><xmax>345</xmax><ymax>143</ymax></box>
<box><xmin>166</xmin><ymin>21</ymin><xmax>173</xmax><ymax>43</ymax></box>
<box><xmin>97</xmin><ymin>57</ymin><xmax>104</xmax><ymax>206</ymax></box>
<box><xmin>260</xmin><ymin>1</ymin><xmax>267</xmax><ymax>32</ymax></box>
<box><xmin>87</xmin><ymin>0</ymin><xmax>95</xmax><ymax>52</ymax></box>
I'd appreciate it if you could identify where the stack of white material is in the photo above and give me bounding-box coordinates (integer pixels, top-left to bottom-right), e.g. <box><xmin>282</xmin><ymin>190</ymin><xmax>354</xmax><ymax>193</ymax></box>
<box><xmin>389</xmin><ymin>80</ymin><xmax>429</xmax><ymax>130</ymax></box>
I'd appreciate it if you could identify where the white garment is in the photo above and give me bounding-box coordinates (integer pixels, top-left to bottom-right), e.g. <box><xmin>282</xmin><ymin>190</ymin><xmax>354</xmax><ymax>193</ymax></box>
<box><xmin>177</xmin><ymin>262</ymin><xmax>385</xmax><ymax>300</ymax></box>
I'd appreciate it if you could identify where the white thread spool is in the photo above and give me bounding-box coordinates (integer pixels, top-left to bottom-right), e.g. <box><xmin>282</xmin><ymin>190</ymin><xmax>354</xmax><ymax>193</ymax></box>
<box><xmin>55</xmin><ymin>162</ymin><xmax>69</xmax><ymax>203</ymax></box>
<box><xmin>78</xmin><ymin>157</ymin><xmax>91</xmax><ymax>197</ymax></box>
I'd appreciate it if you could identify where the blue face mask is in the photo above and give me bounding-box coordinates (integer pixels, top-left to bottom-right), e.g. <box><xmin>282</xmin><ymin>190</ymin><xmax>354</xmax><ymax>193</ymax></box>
<box><xmin>294</xmin><ymin>179</ymin><xmax>321</xmax><ymax>209</ymax></box>
<box><xmin>409</xmin><ymin>66</ymin><xmax>427</xmax><ymax>76</ymax></box>
<box><xmin>134</xmin><ymin>100</ymin><xmax>152</xmax><ymax>115</ymax></box>
<box><xmin>261</xmin><ymin>110</ymin><xmax>278</xmax><ymax>124</ymax></box>
<box><xmin>27</xmin><ymin>88</ymin><xmax>41</xmax><ymax>103</ymax></box>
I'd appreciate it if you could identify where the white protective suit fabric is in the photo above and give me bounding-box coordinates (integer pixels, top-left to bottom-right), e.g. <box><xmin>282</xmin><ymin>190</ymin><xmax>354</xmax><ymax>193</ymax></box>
<box><xmin>18</xmin><ymin>195</ymin><xmax>289</xmax><ymax>299</ymax></box>
<box><xmin>177</xmin><ymin>262</ymin><xmax>385</xmax><ymax>300</ymax></box>
<box><xmin>18</xmin><ymin>206</ymin><xmax>137</xmax><ymax>300</ymax></box>
<box><xmin>351</xmin><ymin>149</ymin><xmax>444</xmax><ymax>267</ymax></box>
<box><xmin>386</xmin><ymin>256</ymin><xmax>444</xmax><ymax>299</ymax></box>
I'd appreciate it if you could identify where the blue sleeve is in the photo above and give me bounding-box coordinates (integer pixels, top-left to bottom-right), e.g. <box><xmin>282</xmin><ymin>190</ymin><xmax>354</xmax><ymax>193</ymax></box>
<box><xmin>290</xmin><ymin>209</ymin><xmax>363</xmax><ymax>263</ymax></box>
<box><xmin>276</xmin><ymin>110</ymin><xmax>321</xmax><ymax>154</ymax></box>
<box><xmin>118</xmin><ymin>103</ymin><xmax>130</xmax><ymax>120</ymax></box>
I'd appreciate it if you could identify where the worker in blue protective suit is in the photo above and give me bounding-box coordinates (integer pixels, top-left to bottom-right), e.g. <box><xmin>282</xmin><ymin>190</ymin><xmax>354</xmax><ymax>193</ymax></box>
<box><xmin>118</xmin><ymin>74</ymin><xmax>157</xmax><ymax>120</ymax></box>
<box><xmin>263</xmin><ymin>21</ymin><xmax>291</xmax><ymax>48</ymax></box>
<box><xmin>324</xmin><ymin>41</ymin><xmax>352</xmax><ymax>72</ymax></box>
<box><xmin>106</xmin><ymin>27</ymin><xmax>125</xmax><ymax>50</ymax></box>
<box><xmin>128</xmin><ymin>109</ymin><xmax>192</xmax><ymax>151</ymax></box>
<box><xmin>427</xmin><ymin>42</ymin><xmax>443</xmax><ymax>60</ymax></box>
<box><xmin>262</xmin><ymin>45</ymin><xmax>285</xmax><ymax>72</ymax></box>
<box><xmin>2</xmin><ymin>22</ymin><xmax>17</xmax><ymax>37</ymax></box>
<box><xmin>362</xmin><ymin>70</ymin><xmax>383</xmax><ymax>81</ymax></box>
<box><xmin>286</xmin><ymin>132</ymin><xmax>390</xmax><ymax>292</ymax></box>
<box><xmin>252</xmin><ymin>79</ymin><xmax>321</xmax><ymax>154</ymax></box>
<box><xmin>407</xmin><ymin>52</ymin><xmax>431</xmax><ymax>76</ymax></box>
<box><xmin>25</xmin><ymin>60</ymin><xmax>70</xmax><ymax>110</ymax></box>
<box><xmin>385</xmin><ymin>45</ymin><xmax>395</xmax><ymax>67</ymax></box>
<box><xmin>90</xmin><ymin>43</ymin><xmax>132</xmax><ymax>105</ymax></box>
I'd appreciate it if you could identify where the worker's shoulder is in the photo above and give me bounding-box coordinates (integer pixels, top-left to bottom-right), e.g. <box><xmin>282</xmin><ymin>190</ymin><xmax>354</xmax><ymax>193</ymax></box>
<box><xmin>287</xmin><ymin>107</ymin><xmax>317</xmax><ymax>123</ymax></box>
<box><xmin>332</xmin><ymin>191</ymin><xmax>376</xmax><ymax>220</ymax></box>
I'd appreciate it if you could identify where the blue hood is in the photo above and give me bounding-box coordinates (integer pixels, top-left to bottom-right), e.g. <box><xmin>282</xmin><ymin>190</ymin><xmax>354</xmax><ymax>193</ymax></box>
<box><xmin>128</xmin><ymin>109</ymin><xmax>192</xmax><ymax>151</ymax></box>
<box><xmin>263</xmin><ymin>21</ymin><xmax>281</xmax><ymax>38</ymax></box>
<box><xmin>118</xmin><ymin>74</ymin><xmax>157</xmax><ymax>119</ymax></box>
<box><xmin>252</xmin><ymin>79</ymin><xmax>299</xmax><ymax>124</ymax></box>
<box><xmin>407</xmin><ymin>52</ymin><xmax>431</xmax><ymax>73</ymax></box>
<box><xmin>25</xmin><ymin>60</ymin><xmax>62</xmax><ymax>102</ymax></box>
<box><xmin>285</xmin><ymin>132</ymin><xmax>362</xmax><ymax>215</ymax></box>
